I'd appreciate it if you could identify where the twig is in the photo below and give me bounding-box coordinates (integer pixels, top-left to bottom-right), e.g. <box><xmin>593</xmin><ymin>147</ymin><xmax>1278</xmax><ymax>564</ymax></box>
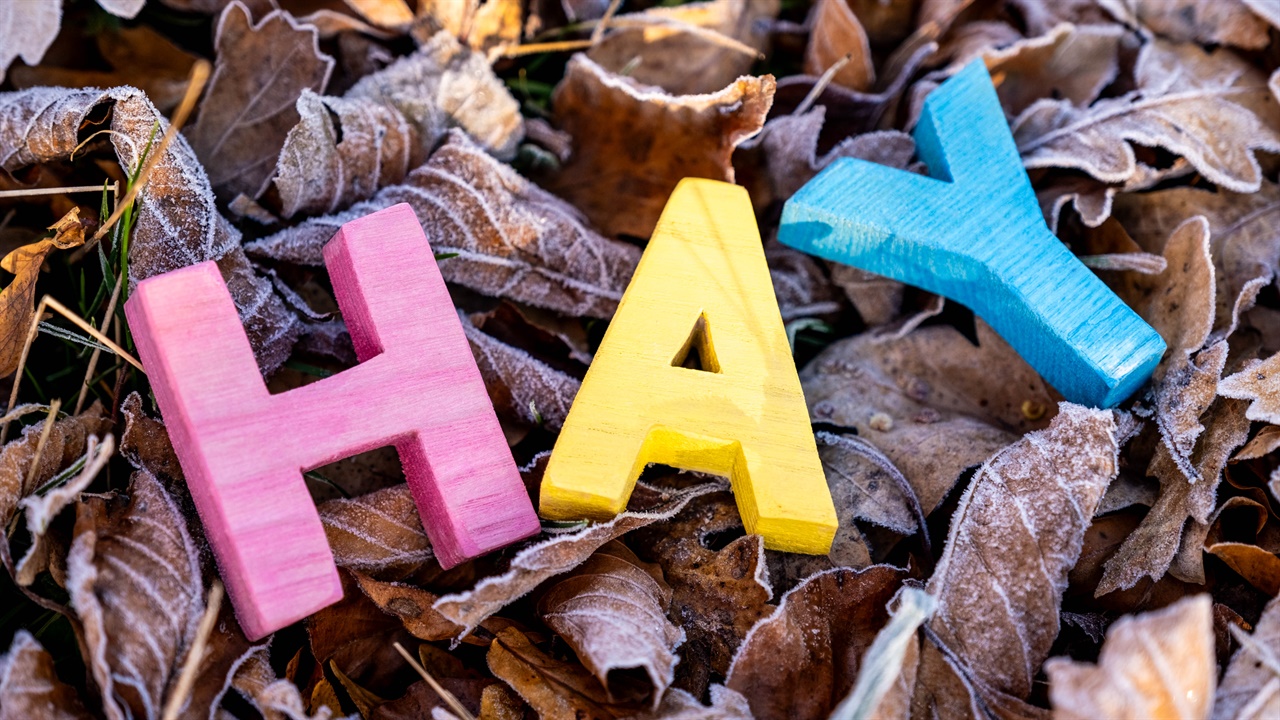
<box><xmin>87</xmin><ymin>60</ymin><xmax>210</xmax><ymax>248</ymax></box>
<box><xmin>161</xmin><ymin>581</ymin><xmax>225</xmax><ymax>720</ymax></box>
<box><xmin>0</xmin><ymin>184</ymin><xmax>119</xmax><ymax>199</ymax></box>
<box><xmin>795</xmin><ymin>52</ymin><xmax>853</xmax><ymax>116</ymax></box>
<box><xmin>73</xmin><ymin>269</ymin><xmax>125</xmax><ymax>415</ymax></box>
<box><xmin>393</xmin><ymin>642</ymin><xmax>476</xmax><ymax>720</ymax></box>
<box><xmin>1</xmin><ymin>295</ymin><xmax>143</xmax><ymax>444</ymax></box>
<box><xmin>22</xmin><ymin>401</ymin><xmax>61</xmax><ymax>494</ymax></box>
<box><xmin>499</xmin><ymin>39</ymin><xmax>596</xmax><ymax>58</ymax></box>
<box><xmin>590</xmin><ymin>0</ymin><xmax>625</xmax><ymax>44</ymax></box>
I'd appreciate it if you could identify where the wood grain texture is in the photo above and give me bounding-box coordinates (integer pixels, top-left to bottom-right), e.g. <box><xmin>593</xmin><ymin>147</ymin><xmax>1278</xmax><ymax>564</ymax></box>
<box><xmin>540</xmin><ymin>179</ymin><xmax>838</xmax><ymax>554</ymax></box>
<box><xmin>124</xmin><ymin>203</ymin><xmax>540</xmax><ymax>640</ymax></box>
<box><xmin>779</xmin><ymin>60</ymin><xmax>1166</xmax><ymax>408</ymax></box>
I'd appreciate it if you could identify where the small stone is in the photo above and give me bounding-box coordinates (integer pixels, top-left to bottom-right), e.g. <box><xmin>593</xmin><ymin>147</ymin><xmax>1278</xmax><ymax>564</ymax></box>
<box><xmin>869</xmin><ymin>412</ymin><xmax>894</xmax><ymax>432</ymax></box>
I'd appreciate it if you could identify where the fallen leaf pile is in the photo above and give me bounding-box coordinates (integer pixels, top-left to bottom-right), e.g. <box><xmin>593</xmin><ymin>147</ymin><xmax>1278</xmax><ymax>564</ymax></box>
<box><xmin>3</xmin><ymin>0</ymin><xmax>1280</xmax><ymax>718</ymax></box>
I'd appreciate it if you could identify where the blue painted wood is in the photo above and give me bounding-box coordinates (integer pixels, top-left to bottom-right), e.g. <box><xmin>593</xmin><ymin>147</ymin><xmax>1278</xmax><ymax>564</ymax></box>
<box><xmin>778</xmin><ymin>60</ymin><xmax>1165</xmax><ymax>408</ymax></box>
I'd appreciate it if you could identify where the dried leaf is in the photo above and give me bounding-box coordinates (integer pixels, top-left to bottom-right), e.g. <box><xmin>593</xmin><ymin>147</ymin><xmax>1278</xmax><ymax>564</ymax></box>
<box><xmin>186</xmin><ymin>1</ymin><xmax>335</xmax><ymax>200</ymax></box>
<box><xmin>1047</xmin><ymin>595</ymin><xmax>1214</xmax><ymax>720</ymax></box>
<box><xmin>0</xmin><ymin>211</ymin><xmax>87</xmax><ymax>377</ymax></box>
<box><xmin>725</xmin><ymin>565</ymin><xmax>907</xmax><ymax>720</ymax></box>
<box><xmin>273</xmin><ymin>31</ymin><xmax>523</xmax><ymax>218</ymax></box>
<box><xmin>801</xmin><ymin>321</ymin><xmax>1055</xmax><ymax>516</ymax></box>
<box><xmin>630</xmin><ymin>685</ymin><xmax>752</xmax><ymax>719</ymax></box>
<box><xmin>0</xmin><ymin>631</ymin><xmax>92</xmax><ymax>719</ymax></box>
<box><xmin>0</xmin><ymin>403</ymin><xmax>110</xmax><ymax>530</ymax></box>
<box><xmin>911</xmin><ymin>404</ymin><xmax>1119</xmax><ymax>716</ymax></box>
<box><xmin>120</xmin><ymin>393</ymin><xmax>184</xmax><ymax>484</ymax></box>
<box><xmin>67</xmin><ymin>471</ymin><xmax>208</xmax><ymax>720</ymax></box>
<box><xmin>983</xmin><ymin>22</ymin><xmax>1125</xmax><ymax>117</ymax></box>
<box><xmin>352</xmin><ymin>570</ymin><xmax>461</xmax><ymax>641</ymax></box>
<box><xmin>487</xmin><ymin>627</ymin><xmax>648</xmax><ymax>718</ymax></box>
<box><xmin>1098</xmin><ymin>0</ymin><xmax>1270</xmax><ymax>49</ymax></box>
<box><xmin>1214</xmin><ymin>594</ymin><xmax>1280</xmax><ymax>720</ymax></box>
<box><xmin>249</xmin><ymin>130</ymin><xmax>641</xmax><ymax>318</ymax></box>
<box><xmin>1220</xmin><ymin>351</ymin><xmax>1280</xmax><ymax>424</ymax></box>
<box><xmin>0</xmin><ymin>0</ymin><xmax>59</xmax><ymax>84</ymax></box>
<box><xmin>433</xmin><ymin>482</ymin><xmax>726</xmax><ymax>638</ymax></box>
<box><xmin>804</xmin><ymin>0</ymin><xmax>874</xmax><ymax>90</ymax></box>
<box><xmin>831</xmin><ymin>587</ymin><xmax>937</xmax><ymax>720</ymax></box>
<box><xmin>815</xmin><ymin>431</ymin><xmax>925</xmax><ymax>538</ymax></box>
<box><xmin>318</xmin><ymin>485</ymin><xmax>435</xmax><ymax>580</ymax></box>
<box><xmin>0</xmin><ymin>85</ymin><xmax>301</xmax><ymax>372</ymax></box>
<box><xmin>539</xmin><ymin>545</ymin><xmax>683</xmax><ymax>706</ymax></box>
<box><xmin>1013</xmin><ymin>40</ymin><xmax>1280</xmax><ymax>193</ymax></box>
<box><xmin>231</xmin><ymin>647</ymin><xmax>339</xmax><ymax>720</ymax></box>
<box><xmin>588</xmin><ymin>0</ymin><xmax>780</xmax><ymax>95</ymax></box>
<box><xmin>15</xmin><ymin>434</ymin><xmax>113</xmax><ymax>586</ymax></box>
<box><xmin>461</xmin><ymin>312</ymin><xmax>581</xmax><ymax>431</ymax></box>
<box><xmin>547</xmin><ymin>55</ymin><xmax>774</xmax><ymax>239</ymax></box>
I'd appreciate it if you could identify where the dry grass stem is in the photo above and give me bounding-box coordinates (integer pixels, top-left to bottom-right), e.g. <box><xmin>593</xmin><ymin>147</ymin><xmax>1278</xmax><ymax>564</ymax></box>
<box><xmin>0</xmin><ymin>184</ymin><xmax>119</xmax><ymax>199</ymax></box>
<box><xmin>161</xmin><ymin>581</ymin><xmax>225</xmax><ymax>720</ymax></box>
<box><xmin>500</xmin><ymin>39</ymin><xmax>596</xmax><ymax>58</ymax></box>
<box><xmin>73</xmin><ymin>269</ymin><xmax>125</xmax><ymax>415</ymax></box>
<box><xmin>590</xmin><ymin>0</ymin><xmax>625</xmax><ymax>44</ymax></box>
<box><xmin>393</xmin><ymin>642</ymin><xmax>477</xmax><ymax>720</ymax></box>
<box><xmin>795</xmin><ymin>52</ymin><xmax>853</xmax><ymax>116</ymax></box>
<box><xmin>21</xmin><ymin>401</ymin><xmax>61</xmax><ymax>493</ymax></box>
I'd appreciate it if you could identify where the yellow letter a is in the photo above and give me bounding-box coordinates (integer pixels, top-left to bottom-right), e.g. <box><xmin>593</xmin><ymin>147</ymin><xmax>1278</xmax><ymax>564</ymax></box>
<box><xmin>540</xmin><ymin>179</ymin><xmax>838</xmax><ymax>554</ymax></box>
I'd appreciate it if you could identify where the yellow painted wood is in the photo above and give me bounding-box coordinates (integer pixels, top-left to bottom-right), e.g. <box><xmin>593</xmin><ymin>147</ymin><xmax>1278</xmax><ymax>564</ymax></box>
<box><xmin>540</xmin><ymin>179</ymin><xmax>838</xmax><ymax>554</ymax></box>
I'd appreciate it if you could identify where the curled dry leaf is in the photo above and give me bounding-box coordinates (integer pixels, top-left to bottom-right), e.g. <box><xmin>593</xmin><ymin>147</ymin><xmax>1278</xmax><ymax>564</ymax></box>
<box><xmin>538</xmin><ymin>544</ymin><xmax>684</xmax><ymax>707</ymax></box>
<box><xmin>984</xmin><ymin>22</ymin><xmax>1125</xmax><ymax>117</ymax></box>
<box><xmin>461</xmin><ymin>311</ymin><xmax>580</xmax><ymax>431</ymax></box>
<box><xmin>231</xmin><ymin>646</ymin><xmax>338</xmax><ymax>720</ymax></box>
<box><xmin>67</xmin><ymin>471</ymin><xmax>211</xmax><ymax>720</ymax></box>
<box><xmin>630</xmin><ymin>685</ymin><xmax>752</xmax><ymax>719</ymax></box>
<box><xmin>250</xmin><ymin>130</ymin><xmax>641</xmax><ymax>319</ymax></box>
<box><xmin>433</xmin><ymin>482</ymin><xmax>726</xmax><ymax>638</ymax></box>
<box><xmin>815</xmin><ymin>430</ymin><xmax>925</xmax><ymax>539</ymax></box>
<box><xmin>487</xmin><ymin>627</ymin><xmax>649</xmax><ymax>718</ymax></box>
<box><xmin>1047</xmin><ymin>595</ymin><xmax>1215</xmax><ymax>720</ymax></box>
<box><xmin>800</xmin><ymin>321</ymin><xmax>1055</xmax><ymax>517</ymax></box>
<box><xmin>273</xmin><ymin>30</ymin><xmax>523</xmax><ymax>218</ymax></box>
<box><xmin>186</xmin><ymin>1</ymin><xmax>335</xmax><ymax>201</ymax></box>
<box><xmin>15</xmin><ymin>434</ymin><xmax>114</xmax><ymax>586</ymax></box>
<box><xmin>1214</xmin><ymin>593</ymin><xmax>1280</xmax><ymax>720</ymax></box>
<box><xmin>318</xmin><ymin>485</ymin><xmax>434</xmax><ymax>580</ymax></box>
<box><xmin>352</xmin><ymin>570</ymin><xmax>462</xmax><ymax>641</ymax></box>
<box><xmin>1219</xmin><ymin>351</ymin><xmax>1280</xmax><ymax>424</ymax></box>
<box><xmin>912</xmin><ymin>404</ymin><xmax>1119</xmax><ymax>717</ymax></box>
<box><xmin>588</xmin><ymin>0</ymin><xmax>780</xmax><ymax>96</ymax></box>
<box><xmin>0</xmin><ymin>403</ymin><xmax>110</xmax><ymax>534</ymax></box>
<box><xmin>547</xmin><ymin>54</ymin><xmax>774</xmax><ymax>239</ymax></box>
<box><xmin>0</xmin><ymin>631</ymin><xmax>92</xmax><ymax>719</ymax></box>
<box><xmin>0</xmin><ymin>209</ymin><xmax>87</xmax><ymax>377</ymax></box>
<box><xmin>725</xmin><ymin>565</ymin><xmax>907</xmax><ymax>720</ymax></box>
<box><xmin>1098</xmin><ymin>0</ymin><xmax>1270</xmax><ymax>50</ymax></box>
<box><xmin>804</xmin><ymin>0</ymin><xmax>875</xmax><ymax>91</ymax></box>
<box><xmin>0</xmin><ymin>86</ymin><xmax>300</xmax><ymax>372</ymax></box>
<box><xmin>120</xmin><ymin>393</ymin><xmax>184</xmax><ymax>483</ymax></box>
<box><xmin>1013</xmin><ymin>40</ymin><xmax>1280</xmax><ymax>193</ymax></box>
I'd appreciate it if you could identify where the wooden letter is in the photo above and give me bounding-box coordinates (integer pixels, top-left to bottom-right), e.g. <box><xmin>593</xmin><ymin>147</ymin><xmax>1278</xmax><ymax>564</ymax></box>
<box><xmin>540</xmin><ymin>179</ymin><xmax>838</xmax><ymax>554</ymax></box>
<box><xmin>125</xmin><ymin>203</ymin><xmax>540</xmax><ymax>640</ymax></box>
<box><xmin>779</xmin><ymin>60</ymin><xmax>1166</xmax><ymax>408</ymax></box>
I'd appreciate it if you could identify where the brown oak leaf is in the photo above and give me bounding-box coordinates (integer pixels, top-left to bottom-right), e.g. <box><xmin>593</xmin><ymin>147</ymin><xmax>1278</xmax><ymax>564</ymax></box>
<box><xmin>249</xmin><ymin>130</ymin><xmax>640</xmax><ymax>319</ymax></box>
<box><xmin>1219</xmin><ymin>351</ymin><xmax>1280</xmax><ymax>424</ymax></box>
<box><xmin>725</xmin><ymin>565</ymin><xmax>907</xmax><ymax>720</ymax></box>
<box><xmin>538</xmin><ymin>543</ymin><xmax>684</xmax><ymax>707</ymax></box>
<box><xmin>1047</xmin><ymin>595</ymin><xmax>1215</xmax><ymax>720</ymax></box>
<box><xmin>547</xmin><ymin>54</ymin><xmax>774</xmax><ymax>239</ymax></box>
<box><xmin>186</xmin><ymin>1</ymin><xmax>335</xmax><ymax>201</ymax></box>
<box><xmin>1213</xmin><ymin>593</ymin><xmax>1280</xmax><ymax>720</ymax></box>
<box><xmin>0</xmin><ymin>631</ymin><xmax>92</xmax><ymax>719</ymax></box>
<box><xmin>487</xmin><ymin>627</ymin><xmax>649</xmax><ymax>718</ymax></box>
<box><xmin>1098</xmin><ymin>0</ymin><xmax>1270</xmax><ymax>50</ymax></box>
<box><xmin>911</xmin><ymin>404</ymin><xmax>1119</xmax><ymax>717</ymax></box>
<box><xmin>1013</xmin><ymin>40</ymin><xmax>1280</xmax><ymax>193</ymax></box>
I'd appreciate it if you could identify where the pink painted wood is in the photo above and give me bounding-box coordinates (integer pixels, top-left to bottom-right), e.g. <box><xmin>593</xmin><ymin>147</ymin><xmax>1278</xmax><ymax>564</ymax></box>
<box><xmin>125</xmin><ymin>203</ymin><xmax>541</xmax><ymax>640</ymax></box>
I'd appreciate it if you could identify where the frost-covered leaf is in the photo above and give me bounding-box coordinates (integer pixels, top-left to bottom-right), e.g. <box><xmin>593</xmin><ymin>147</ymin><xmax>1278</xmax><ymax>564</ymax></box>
<box><xmin>250</xmin><ymin>130</ymin><xmax>641</xmax><ymax>319</ymax></box>
<box><xmin>0</xmin><ymin>0</ymin><xmax>59</xmax><ymax>84</ymax></box>
<box><xmin>1219</xmin><ymin>349</ymin><xmax>1280</xmax><ymax>424</ymax></box>
<box><xmin>318</xmin><ymin>485</ymin><xmax>434</xmax><ymax>580</ymax></box>
<box><xmin>538</xmin><ymin>543</ymin><xmax>683</xmax><ymax>708</ymax></box>
<box><xmin>588</xmin><ymin>0</ymin><xmax>780</xmax><ymax>96</ymax></box>
<box><xmin>0</xmin><ymin>210</ymin><xmax>87</xmax><ymax>377</ymax></box>
<box><xmin>984</xmin><ymin>23</ymin><xmax>1126</xmax><ymax>117</ymax></box>
<box><xmin>15</xmin><ymin>435</ymin><xmax>113</xmax><ymax>586</ymax></box>
<box><xmin>800</xmin><ymin>321</ymin><xmax>1055</xmax><ymax>517</ymax></box>
<box><xmin>804</xmin><ymin>0</ymin><xmax>874</xmax><ymax>91</ymax></box>
<box><xmin>0</xmin><ymin>404</ymin><xmax>110</xmax><ymax>533</ymax></box>
<box><xmin>630</xmin><ymin>685</ymin><xmax>752</xmax><ymax>719</ymax></box>
<box><xmin>433</xmin><ymin>482</ymin><xmax>725</xmax><ymax>638</ymax></box>
<box><xmin>186</xmin><ymin>1</ymin><xmax>334</xmax><ymax>200</ymax></box>
<box><xmin>461</xmin><ymin>311</ymin><xmax>580</xmax><ymax>431</ymax></box>
<box><xmin>67</xmin><ymin>470</ymin><xmax>208</xmax><ymax>720</ymax></box>
<box><xmin>725</xmin><ymin>566</ymin><xmax>907</xmax><ymax>720</ymax></box>
<box><xmin>0</xmin><ymin>631</ymin><xmax>92</xmax><ymax>719</ymax></box>
<box><xmin>911</xmin><ymin>404</ymin><xmax>1119</xmax><ymax>716</ymax></box>
<box><xmin>1214</xmin><ymin>593</ymin><xmax>1280</xmax><ymax>720</ymax></box>
<box><xmin>831</xmin><ymin>587</ymin><xmax>937</xmax><ymax>720</ymax></box>
<box><xmin>816</xmin><ymin>431</ymin><xmax>926</xmax><ymax>539</ymax></box>
<box><xmin>1014</xmin><ymin>40</ymin><xmax>1280</xmax><ymax>193</ymax></box>
<box><xmin>1098</xmin><ymin>0</ymin><xmax>1270</xmax><ymax>49</ymax></box>
<box><xmin>273</xmin><ymin>31</ymin><xmax>522</xmax><ymax>218</ymax></box>
<box><xmin>487</xmin><ymin>627</ymin><xmax>649</xmax><ymax>718</ymax></box>
<box><xmin>120</xmin><ymin>393</ymin><xmax>184</xmax><ymax>484</ymax></box>
<box><xmin>1047</xmin><ymin>595</ymin><xmax>1214</xmax><ymax>720</ymax></box>
<box><xmin>351</xmin><ymin>571</ymin><xmax>462</xmax><ymax>641</ymax></box>
<box><xmin>0</xmin><ymin>86</ymin><xmax>300</xmax><ymax>372</ymax></box>
<box><xmin>231</xmin><ymin>647</ymin><xmax>342</xmax><ymax>720</ymax></box>
<box><xmin>547</xmin><ymin>55</ymin><xmax>773</xmax><ymax>239</ymax></box>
